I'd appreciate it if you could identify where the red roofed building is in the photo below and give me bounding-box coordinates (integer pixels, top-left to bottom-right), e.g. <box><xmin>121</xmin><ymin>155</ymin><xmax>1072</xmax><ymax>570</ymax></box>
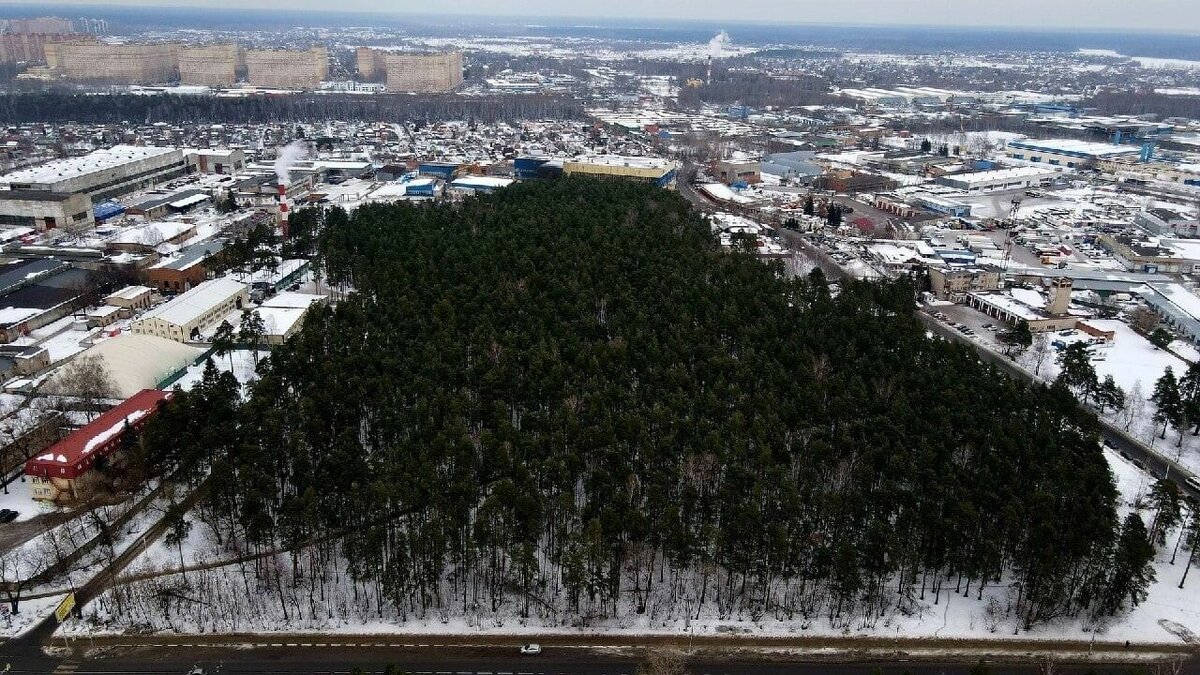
<box><xmin>26</xmin><ymin>389</ymin><xmax>171</xmax><ymax>502</ymax></box>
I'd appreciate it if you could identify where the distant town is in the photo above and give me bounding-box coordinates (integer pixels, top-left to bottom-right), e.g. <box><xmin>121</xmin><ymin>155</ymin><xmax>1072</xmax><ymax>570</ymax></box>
<box><xmin>0</xmin><ymin>6</ymin><xmax>1199</xmax><ymax>674</ymax></box>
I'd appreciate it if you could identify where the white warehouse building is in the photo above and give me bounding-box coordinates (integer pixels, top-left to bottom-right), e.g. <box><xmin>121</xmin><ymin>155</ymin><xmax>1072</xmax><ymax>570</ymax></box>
<box><xmin>937</xmin><ymin>166</ymin><xmax>1061</xmax><ymax>192</ymax></box>
<box><xmin>131</xmin><ymin>277</ymin><xmax>248</xmax><ymax>343</ymax></box>
<box><xmin>1005</xmin><ymin>139</ymin><xmax>1140</xmax><ymax>169</ymax></box>
<box><xmin>0</xmin><ymin>145</ymin><xmax>188</xmax><ymax>203</ymax></box>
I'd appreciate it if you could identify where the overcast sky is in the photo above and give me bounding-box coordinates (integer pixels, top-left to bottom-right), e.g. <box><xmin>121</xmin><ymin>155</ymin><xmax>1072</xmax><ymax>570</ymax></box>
<box><xmin>18</xmin><ymin>0</ymin><xmax>1200</xmax><ymax>32</ymax></box>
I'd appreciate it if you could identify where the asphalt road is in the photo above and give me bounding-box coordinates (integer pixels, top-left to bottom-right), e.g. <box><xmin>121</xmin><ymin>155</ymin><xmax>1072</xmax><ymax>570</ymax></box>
<box><xmin>4</xmin><ymin>646</ymin><xmax>1188</xmax><ymax>675</ymax></box>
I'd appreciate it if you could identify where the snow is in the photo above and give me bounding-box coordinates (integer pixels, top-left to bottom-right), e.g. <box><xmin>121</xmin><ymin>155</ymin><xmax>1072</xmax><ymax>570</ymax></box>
<box><xmin>0</xmin><ymin>479</ymin><xmax>49</xmax><ymax>523</ymax></box>
<box><xmin>0</xmin><ymin>594</ymin><xmax>66</xmax><ymax>638</ymax></box>
<box><xmin>173</xmin><ymin>349</ymin><xmax>267</xmax><ymax>394</ymax></box>
<box><xmin>1024</xmin><ymin>320</ymin><xmax>1185</xmax><ymax>402</ymax></box>
<box><xmin>79</xmin><ymin>410</ymin><xmax>149</xmax><ymax>457</ymax></box>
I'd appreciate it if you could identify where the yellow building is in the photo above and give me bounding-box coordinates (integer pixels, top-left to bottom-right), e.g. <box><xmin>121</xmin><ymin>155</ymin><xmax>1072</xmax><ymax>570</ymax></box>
<box><xmin>382</xmin><ymin>51</ymin><xmax>463</xmax><ymax>93</ymax></box>
<box><xmin>356</xmin><ymin>47</ymin><xmax>384</xmax><ymax>82</ymax></box>
<box><xmin>178</xmin><ymin>44</ymin><xmax>243</xmax><ymax>87</ymax></box>
<box><xmin>562</xmin><ymin>156</ymin><xmax>680</xmax><ymax>187</ymax></box>
<box><xmin>47</xmin><ymin>41</ymin><xmax>178</xmax><ymax>83</ymax></box>
<box><xmin>245</xmin><ymin>46</ymin><xmax>328</xmax><ymax>89</ymax></box>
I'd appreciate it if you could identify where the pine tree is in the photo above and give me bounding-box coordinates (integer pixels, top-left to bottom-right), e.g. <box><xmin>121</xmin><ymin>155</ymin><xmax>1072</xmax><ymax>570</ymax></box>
<box><xmin>1150</xmin><ymin>328</ymin><xmax>1174</xmax><ymax>351</ymax></box>
<box><xmin>1101</xmin><ymin>513</ymin><xmax>1156</xmax><ymax>615</ymax></box>
<box><xmin>1179</xmin><ymin>362</ymin><xmax>1200</xmax><ymax>434</ymax></box>
<box><xmin>1149</xmin><ymin>479</ymin><xmax>1183</xmax><ymax>546</ymax></box>
<box><xmin>1096</xmin><ymin>375</ymin><xmax>1125</xmax><ymax>415</ymax></box>
<box><xmin>212</xmin><ymin>320</ymin><xmax>237</xmax><ymax>371</ymax></box>
<box><xmin>1057</xmin><ymin>342</ymin><xmax>1098</xmax><ymax>400</ymax></box>
<box><xmin>1152</xmin><ymin>367</ymin><xmax>1184</xmax><ymax>439</ymax></box>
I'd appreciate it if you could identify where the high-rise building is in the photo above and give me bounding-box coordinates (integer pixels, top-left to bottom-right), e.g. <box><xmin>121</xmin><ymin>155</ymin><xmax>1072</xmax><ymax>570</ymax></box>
<box><xmin>178</xmin><ymin>44</ymin><xmax>243</xmax><ymax>87</ymax></box>
<box><xmin>381</xmin><ymin>50</ymin><xmax>463</xmax><ymax>93</ymax></box>
<box><xmin>0</xmin><ymin>17</ymin><xmax>74</xmax><ymax>35</ymax></box>
<box><xmin>356</xmin><ymin>46</ymin><xmax>384</xmax><ymax>82</ymax></box>
<box><xmin>0</xmin><ymin>34</ymin><xmax>53</xmax><ymax>65</ymax></box>
<box><xmin>0</xmin><ymin>16</ymin><xmax>78</xmax><ymax>65</ymax></box>
<box><xmin>244</xmin><ymin>46</ymin><xmax>328</xmax><ymax>89</ymax></box>
<box><xmin>45</xmin><ymin>41</ymin><xmax>178</xmax><ymax>84</ymax></box>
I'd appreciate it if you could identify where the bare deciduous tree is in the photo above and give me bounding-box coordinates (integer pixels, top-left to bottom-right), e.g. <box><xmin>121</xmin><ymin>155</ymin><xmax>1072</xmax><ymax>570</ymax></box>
<box><xmin>51</xmin><ymin>355</ymin><xmax>117</xmax><ymax>421</ymax></box>
<box><xmin>1130</xmin><ymin>307</ymin><xmax>1161</xmax><ymax>334</ymax></box>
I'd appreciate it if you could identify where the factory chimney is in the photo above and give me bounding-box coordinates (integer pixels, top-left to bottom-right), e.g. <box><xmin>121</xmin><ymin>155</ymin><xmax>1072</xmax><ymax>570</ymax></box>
<box><xmin>277</xmin><ymin>181</ymin><xmax>289</xmax><ymax>240</ymax></box>
<box><xmin>706</xmin><ymin>56</ymin><xmax>713</xmax><ymax>84</ymax></box>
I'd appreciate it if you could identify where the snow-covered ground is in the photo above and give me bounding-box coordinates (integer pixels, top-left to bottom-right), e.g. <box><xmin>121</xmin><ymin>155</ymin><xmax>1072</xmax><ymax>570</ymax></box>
<box><xmin>0</xmin><ymin>479</ymin><xmax>52</xmax><ymax>523</ymax></box>
<box><xmin>173</xmin><ymin>349</ymin><xmax>267</xmax><ymax>394</ymax></box>
<box><xmin>1019</xmin><ymin>320</ymin><xmax>1200</xmax><ymax>476</ymax></box>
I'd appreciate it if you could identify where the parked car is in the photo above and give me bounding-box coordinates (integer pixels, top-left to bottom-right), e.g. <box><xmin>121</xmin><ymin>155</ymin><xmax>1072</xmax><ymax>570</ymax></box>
<box><xmin>0</xmin><ymin>510</ymin><xmax>17</xmax><ymax>523</ymax></box>
<box><xmin>188</xmin><ymin>667</ymin><xmax>207</xmax><ymax>675</ymax></box>
<box><xmin>1132</xmin><ymin>459</ymin><xmax>1146</xmax><ymax>471</ymax></box>
<box><xmin>1119</xmin><ymin>450</ymin><xmax>1132</xmax><ymax>461</ymax></box>
<box><xmin>520</xmin><ymin>644</ymin><xmax>542</xmax><ymax>655</ymax></box>
<box><xmin>1188</xmin><ymin>476</ymin><xmax>1200</xmax><ymax>492</ymax></box>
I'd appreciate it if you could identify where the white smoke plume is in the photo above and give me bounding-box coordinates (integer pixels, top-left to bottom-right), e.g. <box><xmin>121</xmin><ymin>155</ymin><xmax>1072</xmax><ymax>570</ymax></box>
<box><xmin>708</xmin><ymin>30</ymin><xmax>731</xmax><ymax>58</ymax></box>
<box><xmin>274</xmin><ymin>140</ymin><xmax>309</xmax><ymax>185</ymax></box>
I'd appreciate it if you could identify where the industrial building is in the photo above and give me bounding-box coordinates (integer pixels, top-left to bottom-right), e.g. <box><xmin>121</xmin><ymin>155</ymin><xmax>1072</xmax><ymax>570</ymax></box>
<box><xmin>1135</xmin><ymin>208</ymin><xmax>1200</xmax><ymax>238</ymax></box>
<box><xmin>0</xmin><ymin>260</ymin><xmax>92</xmax><ymax>342</ymax></box>
<box><xmin>26</xmin><ymin>389</ymin><xmax>173</xmax><ymax>502</ymax></box>
<box><xmin>0</xmin><ymin>190</ymin><xmax>93</xmax><ymax>231</ymax></box>
<box><xmin>104</xmin><ymin>221</ymin><xmax>196</xmax><ymax>253</ymax></box>
<box><xmin>47</xmin><ymin>336</ymin><xmax>200</xmax><ymax>399</ymax></box>
<box><xmin>244</xmin><ymin>47</ymin><xmax>328</xmax><ymax>89</ymax></box>
<box><xmin>184</xmin><ymin>148</ymin><xmax>245</xmax><ymax>174</ymax></box>
<box><xmin>562</xmin><ymin>156</ymin><xmax>679</xmax><ymax>188</ymax></box>
<box><xmin>178</xmin><ymin>44</ymin><xmax>243</xmax><ymax>87</ymax></box>
<box><xmin>131</xmin><ymin>276</ymin><xmax>248</xmax><ymax>342</ymax></box>
<box><xmin>911</xmin><ymin>192</ymin><xmax>972</xmax><ymax>218</ymax></box>
<box><xmin>382</xmin><ymin>51</ymin><xmax>463</xmax><ymax>93</ymax></box>
<box><xmin>0</xmin><ymin>145</ymin><xmax>187</xmax><ymax>202</ymax></box>
<box><xmin>760</xmin><ymin>151</ymin><xmax>823</xmax><ymax>182</ymax></box>
<box><xmin>929</xmin><ymin>265</ymin><xmax>1001</xmax><ymax>300</ymax></box>
<box><xmin>1142</xmin><ymin>282</ymin><xmax>1200</xmax><ymax>344</ymax></box>
<box><xmin>147</xmin><ymin>239</ymin><xmax>229</xmax><ymax>292</ymax></box>
<box><xmin>448</xmin><ymin>176</ymin><xmax>515</xmax><ymax>195</ymax></box>
<box><xmin>966</xmin><ymin>278</ymin><xmax>1077</xmax><ymax>333</ymax></box>
<box><xmin>936</xmin><ymin>166</ymin><xmax>1060</xmax><ymax>192</ymax></box>
<box><xmin>105</xmin><ymin>285</ymin><xmax>154</xmax><ymax>314</ymax></box>
<box><xmin>712</xmin><ymin>160</ymin><xmax>761</xmax><ymax>186</ymax></box>
<box><xmin>1005</xmin><ymin>139</ymin><xmax>1140</xmax><ymax>168</ymax></box>
<box><xmin>247</xmin><ymin>291</ymin><xmax>326</xmax><ymax>345</ymax></box>
<box><xmin>45</xmin><ymin>40</ymin><xmax>178</xmax><ymax>84</ymax></box>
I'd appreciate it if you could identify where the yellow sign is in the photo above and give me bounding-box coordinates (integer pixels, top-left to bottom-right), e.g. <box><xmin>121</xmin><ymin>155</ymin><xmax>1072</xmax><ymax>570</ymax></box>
<box><xmin>54</xmin><ymin>593</ymin><xmax>75</xmax><ymax>623</ymax></box>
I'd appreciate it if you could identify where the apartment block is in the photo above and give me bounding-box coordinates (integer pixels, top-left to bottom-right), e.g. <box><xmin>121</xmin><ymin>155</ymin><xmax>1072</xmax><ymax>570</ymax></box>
<box><xmin>383</xmin><ymin>51</ymin><xmax>463</xmax><ymax>92</ymax></box>
<box><xmin>178</xmin><ymin>44</ymin><xmax>243</xmax><ymax>87</ymax></box>
<box><xmin>245</xmin><ymin>46</ymin><xmax>328</xmax><ymax>89</ymax></box>
<box><xmin>356</xmin><ymin>46</ymin><xmax>384</xmax><ymax>82</ymax></box>
<box><xmin>47</xmin><ymin>41</ymin><xmax>178</xmax><ymax>84</ymax></box>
